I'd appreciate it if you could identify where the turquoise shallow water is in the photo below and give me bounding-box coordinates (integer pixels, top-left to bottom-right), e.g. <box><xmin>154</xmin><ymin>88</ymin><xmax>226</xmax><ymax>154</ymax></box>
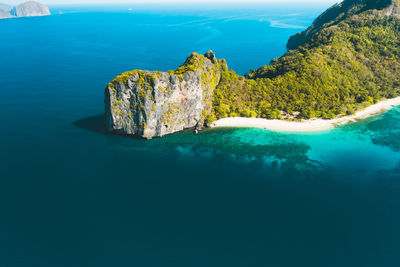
<box><xmin>1</xmin><ymin>4</ymin><xmax>400</xmax><ymax>267</ymax></box>
<box><xmin>148</xmin><ymin>106</ymin><xmax>400</xmax><ymax>177</ymax></box>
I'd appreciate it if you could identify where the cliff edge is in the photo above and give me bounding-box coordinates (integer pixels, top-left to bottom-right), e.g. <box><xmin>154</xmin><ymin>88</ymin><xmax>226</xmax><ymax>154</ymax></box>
<box><xmin>0</xmin><ymin>1</ymin><xmax>50</xmax><ymax>19</ymax></box>
<box><xmin>106</xmin><ymin>0</ymin><xmax>400</xmax><ymax>138</ymax></box>
<box><xmin>105</xmin><ymin>51</ymin><xmax>226</xmax><ymax>139</ymax></box>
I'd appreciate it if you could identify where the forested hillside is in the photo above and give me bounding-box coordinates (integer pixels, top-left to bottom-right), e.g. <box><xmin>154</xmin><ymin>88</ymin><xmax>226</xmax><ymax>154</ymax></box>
<box><xmin>208</xmin><ymin>0</ymin><xmax>400</xmax><ymax>121</ymax></box>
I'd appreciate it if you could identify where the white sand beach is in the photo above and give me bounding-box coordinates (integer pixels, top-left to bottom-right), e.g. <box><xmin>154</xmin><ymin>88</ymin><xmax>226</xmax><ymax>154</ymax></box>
<box><xmin>211</xmin><ymin>97</ymin><xmax>400</xmax><ymax>133</ymax></box>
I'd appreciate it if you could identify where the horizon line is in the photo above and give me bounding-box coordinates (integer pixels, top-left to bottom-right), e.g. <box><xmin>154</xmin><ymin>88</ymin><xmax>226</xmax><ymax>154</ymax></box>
<box><xmin>2</xmin><ymin>0</ymin><xmax>340</xmax><ymax>6</ymax></box>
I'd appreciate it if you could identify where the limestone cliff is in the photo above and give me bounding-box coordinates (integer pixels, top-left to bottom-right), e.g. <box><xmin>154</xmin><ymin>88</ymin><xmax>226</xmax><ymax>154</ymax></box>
<box><xmin>0</xmin><ymin>1</ymin><xmax>50</xmax><ymax>19</ymax></box>
<box><xmin>105</xmin><ymin>51</ymin><xmax>225</xmax><ymax>139</ymax></box>
<box><xmin>106</xmin><ymin>0</ymin><xmax>400</xmax><ymax>136</ymax></box>
<box><xmin>11</xmin><ymin>1</ymin><xmax>50</xmax><ymax>17</ymax></box>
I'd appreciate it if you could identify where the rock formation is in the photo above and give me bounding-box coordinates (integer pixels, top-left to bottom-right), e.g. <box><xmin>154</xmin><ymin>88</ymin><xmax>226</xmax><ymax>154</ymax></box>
<box><xmin>106</xmin><ymin>0</ymin><xmax>400</xmax><ymax>138</ymax></box>
<box><xmin>105</xmin><ymin>51</ymin><xmax>226</xmax><ymax>139</ymax></box>
<box><xmin>0</xmin><ymin>1</ymin><xmax>50</xmax><ymax>19</ymax></box>
<box><xmin>11</xmin><ymin>1</ymin><xmax>50</xmax><ymax>17</ymax></box>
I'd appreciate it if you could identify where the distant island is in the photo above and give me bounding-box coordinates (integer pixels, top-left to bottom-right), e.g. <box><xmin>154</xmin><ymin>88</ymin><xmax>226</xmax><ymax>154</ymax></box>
<box><xmin>105</xmin><ymin>0</ymin><xmax>400</xmax><ymax>139</ymax></box>
<box><xmin>0</xmin><ymin>1</ymin><xmax>50</xmax><ymax>19</ymax></box>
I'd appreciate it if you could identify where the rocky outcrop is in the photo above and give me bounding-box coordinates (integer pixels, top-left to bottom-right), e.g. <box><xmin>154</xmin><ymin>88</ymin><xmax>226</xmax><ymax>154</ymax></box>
<box><xmin>12</xmin><ymin>1</ymin><xmax>50</xmax><ymax>17</ymax></box>
<box><xmin>0</xmin><ymin>1</ymin><xmax>50</xmax><ymax>19</ymax></box>
<box><xmin>287</xmin><ymin>0</ymin><xmax>400</xmax><ymax>49</ymax></box>
<box><xmin>386</xmin><ymin>0</ymin><xmax>400</xmax><ymax>15</ymax></box>
<box><xmin>105</xmin><ymin>51</ymin><xmax>226</xmax><ymax>139</ymax></box>
<box><xmin>106</xmin><ymin>0</ymin><xmax>400</xmax><ymax>138</ymax></box>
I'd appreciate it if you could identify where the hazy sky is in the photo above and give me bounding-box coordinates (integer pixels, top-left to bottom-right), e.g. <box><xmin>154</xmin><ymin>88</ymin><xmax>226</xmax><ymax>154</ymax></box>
<box><xmin>3</xmin><ymin>0</ymin><xmax>340</xmax><ymax>5</ymax></box>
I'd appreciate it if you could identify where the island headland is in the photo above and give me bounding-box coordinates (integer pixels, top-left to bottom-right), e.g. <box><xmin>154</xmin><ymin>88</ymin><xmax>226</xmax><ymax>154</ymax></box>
<box><xmin>106</xmin><ymin>0</ymin><xmax>400</xmax><ymax>139</ymax></box>
<box><xmin>0</xmin><ymin>1</ymin><xmax>50</xmax><ymax>19</ymax></box>
<box><xmin>212</xmin><ymin>96</ymin><xmax>400</xmax><ymax>133</ymax></box>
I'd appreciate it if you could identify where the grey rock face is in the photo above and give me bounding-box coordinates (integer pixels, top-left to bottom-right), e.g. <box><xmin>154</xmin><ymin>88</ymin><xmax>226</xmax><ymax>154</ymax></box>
<box><xmin>0</xmin><ymin>1</ymin><xmax>50</xmax><ymax>19</ymax></box>
<box><xmin>11</xmin><ymin>1</ymin><xmax>50</xmax><ymax>17</ymax></box>
<box><xmin>387</xmin><ymin>0</ymin><xmax>400</xmax><ymax>15</ymax></box>
<box><xmin>105</xmin><ymin>51</ymin><xmax>223</xmax><ymax>139</ymax></box>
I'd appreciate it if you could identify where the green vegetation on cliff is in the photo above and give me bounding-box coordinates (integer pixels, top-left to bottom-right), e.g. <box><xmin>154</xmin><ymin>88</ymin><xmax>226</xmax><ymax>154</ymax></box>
<box><xmin>286</xmin><ymin>0</ymin><xmax>397</xmax><ymax>49</ymax></box>
<box><xmin>210</xmin><ymin>0</ymin><xmax>400</xmax><ymax>120</ymax></box>
<box><xmin>106</xmin><ymin>50</ymin><xmax>223</xmax><ymax>138</ymax></box>
<box><xmin>107</xmin><ymin>0</ymin><xmax>400</xmax><ymax>137</ymax></box>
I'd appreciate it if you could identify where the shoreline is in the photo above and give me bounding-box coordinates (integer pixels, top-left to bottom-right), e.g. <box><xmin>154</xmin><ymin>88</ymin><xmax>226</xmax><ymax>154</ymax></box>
<box><xmin>211</xmin><ymin>97</ymin><xmax>400</xmax><ymax>133</ymax></box>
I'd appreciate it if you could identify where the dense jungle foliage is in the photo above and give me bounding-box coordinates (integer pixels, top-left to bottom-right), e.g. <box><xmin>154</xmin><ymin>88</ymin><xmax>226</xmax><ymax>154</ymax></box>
<box><xmin>208</xmin><ymin>6</ymin><xmax>400</xmax><ymax>122</ymax></box>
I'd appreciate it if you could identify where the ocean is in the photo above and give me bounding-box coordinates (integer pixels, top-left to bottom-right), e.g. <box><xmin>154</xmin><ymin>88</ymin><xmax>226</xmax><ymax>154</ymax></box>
<box><xmin>0</xmin><ymin>4</ymin><xmax>399</xmax><ymax>266</ymax></box>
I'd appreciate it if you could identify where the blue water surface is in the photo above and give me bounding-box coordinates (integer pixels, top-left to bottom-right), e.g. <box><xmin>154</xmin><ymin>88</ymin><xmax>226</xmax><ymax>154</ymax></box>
<box><xmin>1</xmin><ymin>4</ymin><xmax>400</xmax><ymax>267</ymax></box>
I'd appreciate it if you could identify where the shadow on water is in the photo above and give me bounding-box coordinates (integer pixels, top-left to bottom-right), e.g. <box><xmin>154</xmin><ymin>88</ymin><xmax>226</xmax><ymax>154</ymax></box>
<box><xmin>73</xmin><ymin>114</ymin><xmax>146</xmax><ymax>139</ymax></box>
<box><xmin>73</xmin><ymin>114</ymin><xmax>108</xmax><ymax>135</ymax></box>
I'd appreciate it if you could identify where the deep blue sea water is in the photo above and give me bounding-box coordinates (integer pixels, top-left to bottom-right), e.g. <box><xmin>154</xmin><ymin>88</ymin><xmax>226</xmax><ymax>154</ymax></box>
<box><xmin>1</xmin><ymin>4</ymin><xmax>400</xmax><ymax>267</ymax></box>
